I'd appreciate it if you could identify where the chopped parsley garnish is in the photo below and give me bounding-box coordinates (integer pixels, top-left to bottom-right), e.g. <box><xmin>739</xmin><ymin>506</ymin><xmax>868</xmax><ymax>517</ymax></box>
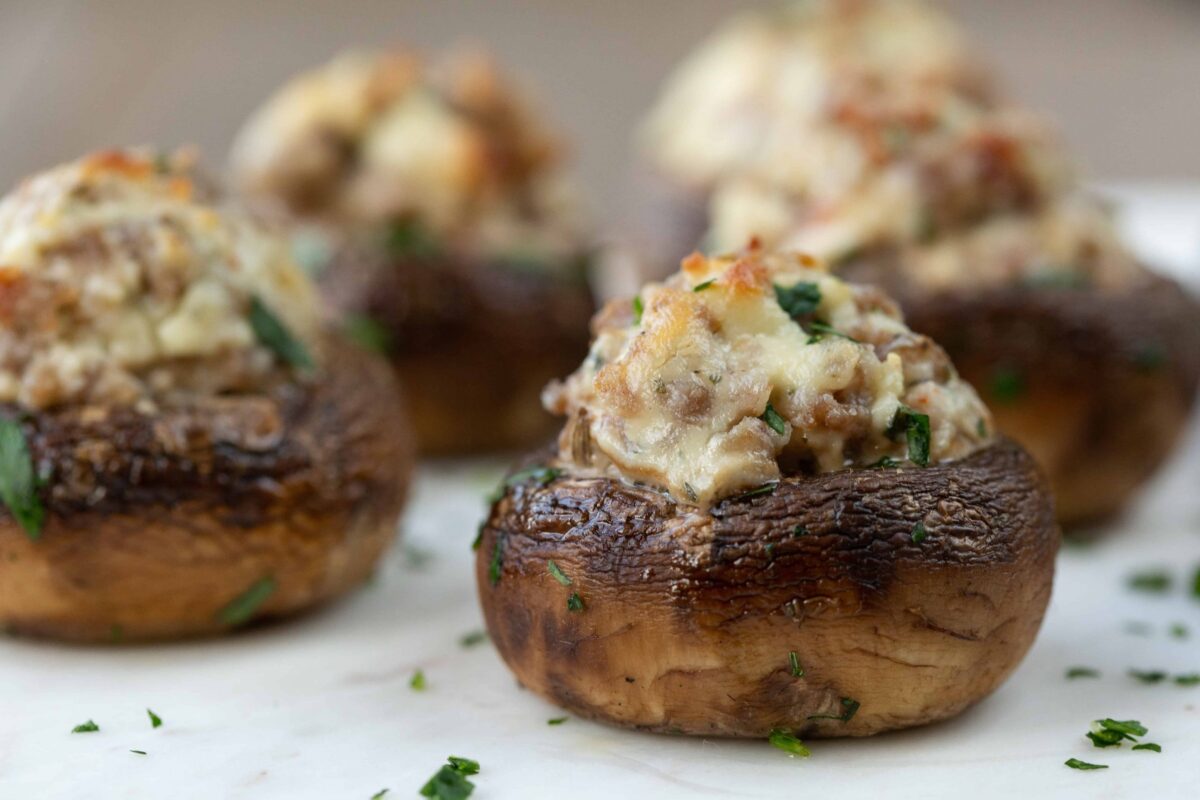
<box><xmin>72</xmin><ymin>720</ymin><xmax>100</xmax><ymax>733</ymax></box>
<box><xmin>1086</xmin><ymin>718</ymin><xmax>1148</xmax><ymax>749</ymax></box>
<box><xmin>869</xmin><ymin>456</ymin><xmax>899</xmax><ymax>469</ymax></box>
<box><xmin>888</xmin><ymin>406</ymin><xmax>931</xmax><ymax>466</ymax></box>
<box><xmin>459</xmin><ymin>630</ymin><xmax>488</xmax><ymax>648</ymax></box>
<box><xmin>370</xmin><ymin>790</ymin><xmax>390</xmax><ymax>800</ymax></box>
<box><xmin>385</xmin><ymin>219</ymin><xmax>440</xmax><ymax>259</ymax></box>
<box><xmin>488</xmin><ymin>537</ymin><xmax>503</xmax><ymax>587</ymax></box>
<box><xmin>419</xmin><ymin>755</ymin><xmax>479</xmax><ymax>799</ymax></box>
<box><xmin>760</xmin><ymin>403</ymin><xmax>787</xmax><ymax>435</ymax></box>
<box><xmin>471</xmin><ymin>523</ymin><xmax>484</xmax><ymax>552</ymax></box>
<box><xmin>1066</xmin><ymin>667</ymin><xmax>1100</xmax><ymax>679</ymax></box>
<box><xmin>1191</xmin><ymin>565</ymin><xmax>1200</xmax><ymax>599</ymax></box>
<box><xmin>147</xmin><ymin>709</ymin><xmax>163</xmax><ymax>729</ymax></box>
<box><xmin>1132</xmin><ymin>743</ymin><xmax>1162</xmax><ymax>753</ymax></box>
<box><xmin>0</xmin><ymin>418</ymin><xmax>44</xmax><ymax>541</ymax></box>
<box><xmin>631</xmin><ymin>295</ymin><xmax>644</xmax><ymax>325</ymax></box>
<box><xmin>736</xmin><ymin>482</ymin><xmax>778</xmax><ymax>500</ymax></box>
<box><xmin>1128</xmin><ymin>669</ymin><xmax>1168</xmax><ymax>684</ymax></box>
<box><xmin>1175</xmin><ymin>673</ymin><xmax>1200</xmax><ymax>686</ymax></box>
<box><xmin>910</xmin><ymin>521</ymin><xmax>928</xmax><ymax>544</ymax></box>
<box><xmin>130</xmin><ymin>749</ymin><xmax>147</xmax><ymax>755</ymax></box>
<box><xmin>446</xmin><ymin>757</ymin><xmax>479</xmax><ymax>776</ymax></box>
<box><xmin>989</xmin><ymin>368</ymin><xmax>1026</xmax><ymax>404</ymax></box>
<box><xmin>792</xmin><ymin>525</ymin><xmax>809</xmax><ymax>537</ymax></box>
<box><xmin>773</xmin><ymin>282</ymin><xmax>821</xmax><ymax>318</ymax></box>
<box><xmin>806</xmin><ymin>321</ymin><xmax>858</xmax><ymax>344</ymax></box>
<box><xmin>807</xmin><ymin>697</ymin><xmax>859</xmax><ymax>722</ymax></box>
<box><xmin>976</xmin><ymin>418</ymin><xmax>988</xmax><ymax>438</ymax></box>
<box><xmin>1127</xmin><ymin>569</ymin><xmax>1172</xmax><ymax>593</ymax></box>
<box><xmin>249</xmin><ymin>297</ymin><xmax>313</xmax><ymax>370</ymax></box>
<box><xmin>1169</xmin><ymin>623</ymin><xmax>1189</xmax><ymax>639</ymax></box>
<box><xmin>567</xmin><ymin>592</ymin><xmax>585</xmax><ymax>612</ymax></box>
<box><xmin>547</xmin><ymin>717</ymin><xmax>568</xmax><ymax>726</ymax></box>
<box><xmin>410</xmin><ymin>669</ymin><xmax>427</xmax><ymax>691</ymax></box>
<box><xmin>767</xmin><ymin>728</ymin><xmax>811</xmax><ymax>758</ymax></box>
<box><xmin>683</xmin><ymin>482</ymin><xmax>698</xmax><ymax>502</ymax></box>
<box><xmin>488</xmin><ymin>466</ymin><xmax>562</xmax><ymax>503</ymax></box>
<box><xmin>342</xmin><ymin>314</ymin><xmax>394</xmax><ymax>355</ymax></box>
<box><xmin>1065</xmin><ymin>758</ymin><xmax>1108</xmax><ymax>771</ymax></box>
<box><xmin>692</xmin><ymin>279</ymin><xmax>716</xmax><ymax>292</ymax></box>
<box><xmin>547</xmin><ymin>560</ymin><xmax>572</xmax><ymax>586</ymax></box>
<box><xmin>788</xmin><ymin>651</ymin><xmax>804</xmax><ymax>678</ymax></box>
<box><xmin>217</xmin><ymin>576</ymin><xmax>276</xmax><ymax>626</ymax></box>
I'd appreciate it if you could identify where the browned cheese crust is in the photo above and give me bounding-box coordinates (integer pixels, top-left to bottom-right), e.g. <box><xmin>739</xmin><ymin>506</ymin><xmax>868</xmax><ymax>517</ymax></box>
<box><xmin>0</xmin><ymin>338</ymin><xmax>414</xmax><ymax>641</ymax></box>
<box><xmin>324</xmin><ymin>243</ymin><xmax>593</xmax><ymax>455</ymax></box>
<box><xmin>844</xmin><ymin>257</ymin><xmax>1200</xmax><ymax>526</ymax></box>
<box><xmin>476</xmin><ymin>439</ymin><xmax>1057</xmax><ymax>737</ymax></box>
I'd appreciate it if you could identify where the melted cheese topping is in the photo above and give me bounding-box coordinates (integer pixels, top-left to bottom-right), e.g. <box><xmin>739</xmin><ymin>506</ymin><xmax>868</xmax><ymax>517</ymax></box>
<box><xmin>231</xmin><ymin>48</ymin><xmax>583</xmax><ymax>263</ymax></box>
<box><xmin>544</xmin><ymin>247</ymin><xmax>992</xmax><ymax>505</ymax></box>
<box><xmin>641</xmin><ymin>0</ymin><xmax>993</xmax><ymax>191</ymax></box>
<box><xmin>0</xmin><ymin>150</ymin><xmax>321</xmax><ymax>410</ymax></box>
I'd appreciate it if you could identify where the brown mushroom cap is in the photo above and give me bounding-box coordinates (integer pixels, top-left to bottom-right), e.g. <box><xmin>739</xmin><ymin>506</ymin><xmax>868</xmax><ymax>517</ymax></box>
<box><xmin>323</xmin><ymin>241</ymin><xmax>593</xmax><ymax>455</ymax></box>
<box><xmin>476</xmin><ymin>438</ymin><xmax>1056</xmax><ymax>737</ymax></box>
<box><xmin>843</xmin><ymin>258</ymin><xmax>1200</xmax><ymax>526</ymax></box>
<box><xmin>0</xmin><ymin>337</ymin><xmax>413</xmax><ymax>642</ymax></box>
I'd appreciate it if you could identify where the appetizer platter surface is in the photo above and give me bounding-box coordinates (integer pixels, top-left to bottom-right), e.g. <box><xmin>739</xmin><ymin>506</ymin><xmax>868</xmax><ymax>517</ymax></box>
<box><xmin>0</xmin><ymin>191</ymin><xmax>1196</xmax><ymax>799</ymax></box>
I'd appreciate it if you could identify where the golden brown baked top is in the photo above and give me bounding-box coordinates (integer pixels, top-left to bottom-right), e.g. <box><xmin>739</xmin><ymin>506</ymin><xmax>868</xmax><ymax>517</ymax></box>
<box><xmin>0</xmin><ymin>150</ymin><xmax>321</xmax><ymax>410</ymax></box>
<box><xmin>231</xmin><ymin>48</ymin><xmax>584</xmax><ymax>264</ymax></box>
<box><xmin>641</xmin><ymin>0</ymin><xmax>993</xmax><ymax>191</ymax></box>
<box><xmin>544</xmin><ymin>246</ymin><xmax>992</xmax><ymax>505</ymax></box>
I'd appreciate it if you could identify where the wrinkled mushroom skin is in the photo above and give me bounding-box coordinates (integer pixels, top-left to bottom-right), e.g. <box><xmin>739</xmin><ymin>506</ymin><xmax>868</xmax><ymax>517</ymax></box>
<box><xmin>844</xmin><ymin>262</ymin><xmax>1200</xmax><ymax>527</ymax></box>
<box><xmin>0</xmin><ymin>338</ymin><xmax>413</xmax><ymax>642</ymax></box>
<box><xmin>323</xmin><ymin>244</ymin><xmax>594</xmax><ymax>455</ymax></box>
<box><xmin>476</xmin><ymin>439</ymin><xmax>1056</xmax><ymax>737</ymax></box>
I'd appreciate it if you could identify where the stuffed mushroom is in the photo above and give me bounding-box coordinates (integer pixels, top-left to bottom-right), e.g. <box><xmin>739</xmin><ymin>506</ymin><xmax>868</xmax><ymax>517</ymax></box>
<box><xmin>640</xmin><ymin>0</ymin><xmax>1200</xmax><ymax>525</ymax></box>
<box><xmin>0</xmin><ymin>150</ymin><xmax>413</xmax><ymax>642</ymax></box>
<box><xmin>476</xmin><ymin>246</ymin><xmax>1057</xmax><ymax>738</ymax></box>
<box><xmin>231</xmin><ymin>48</ymin><xmax>595</xmax><ymax>455</ymax></box>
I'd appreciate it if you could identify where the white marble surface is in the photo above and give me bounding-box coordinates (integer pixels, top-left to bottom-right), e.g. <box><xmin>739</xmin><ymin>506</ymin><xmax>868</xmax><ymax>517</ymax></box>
<box><xmin>1</xmin><ymin>189</ymin><xmax>1199</xmax><ymax>799</ymax></box>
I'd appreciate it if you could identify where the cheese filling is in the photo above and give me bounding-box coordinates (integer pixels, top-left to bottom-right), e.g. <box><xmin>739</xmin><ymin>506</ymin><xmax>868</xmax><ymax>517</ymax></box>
<box><xmin>231</xmin><ymin>49</ymin><xmax>584</xmax><ymax>266</ymax></box>
<box><xmin>544</xmin><ymin>247</ymin><xmax>992</xmax><ymax>505</ymax></box>
<box><xmin>0</xmin><ymin>150</ymin><xmax>321</xmax><ymax>410</ymax></box>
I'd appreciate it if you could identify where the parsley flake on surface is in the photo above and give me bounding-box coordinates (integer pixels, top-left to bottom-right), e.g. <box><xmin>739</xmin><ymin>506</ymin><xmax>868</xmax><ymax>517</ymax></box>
<box><xmin>71</xmin><ymin>720</ymin><xmax>100</xmax><ymax>733</ymax></box>
<box><xmin>760</xmin><ymin>403</ymin><xmax>787</xmax><ymax>435</ymax></box>
<box><xmin>547</xmin><ymin>560</ymin><xmax>572</xmax><ymax>586</ymax></box>
<box><xmin>1191</xmin><ymin>565</ymin><xmax>1200</xmax><ymax>599</ymax></box>
<box><xmin>147</xmin><ymin>709</ymin><xmax>163</xmax><ymax>729</ymax></box>
<box><xmin>370</xmin><ymin>790</ymin><xmax>389</xmax><ymax>800</ymax></box>
<box><xmin>1066</xmin><ymin>667</ymin><xmax>1100</xmax><ymax>679</ymax></box>
<box><xmin>1086</xmin><ymin>718</ymin><xmax>1148</xmax><ymax>749</ymax></box>
<box><xmin>989</xmin><ymin>367</ymin><xmax>1026</xmax><ymax>404</ymax></box>
<box><xmin>910</xmin><ymin>521</ymin><xmax>928</xmax><ymax>543</ymax></box>
<box><xmin>773</xmin><ymin>282</ymin><xmax>821</xmax><ymax>319</ymax></box>
<box><xmin>1065</xmin><ymin>758</ymin><xmax>1108</xmax><ymax>771</ymax></box>
<box><xmin>567</xmin><ymin>592</ymin><xmax>585</xmax><ymax>612</ymax></box>
<box><xmin>0</xmin><ymin>419</ymin><xmax>44</xmax><ymax>541</ymax></box>
<box><xmin>1175</xmin><ymin>673</ymin><xmax>1200</xmax><ymax>686</ymax></box>
<box><xmin>888</xmin><ymin>406</ymin><xmax>931</xmax><ymax>466</ymax></box>
<box><xmin>385</xmin><ymin>219</ymin><xmax>440</xmax><ymax>259</ymax></box>
<box><xmin>547</xmin><ymin>717</ymin><xmax>568</xmax><ymax>726</ymax></box>
<box><xmin>459</xmin><ymin>630</ymin><xmax>488</xmax><ymax>648</ymax></box>
<box><xmin>1129</xmin><ymin>669</ymin><xmax>1168</xmax><ymax>684</ymax></box>
<box><xmin>1132</xmin><ymin>743</ymin><xmax>1162</xmax><ymax>753</ymax></box>
<box><xmin>488</xmin><ymin>538</ymin><xmax>503</xmax><ymax>586</ymax></box>
<box><xmin>767</xmin><ymin>728</ymin><xmax>811</xmax><ymax>758</ymax></box>
<box><xmin>807</xmin><ymin>697</ymin><xmax>859</xmax><ymax>722</ymax></box>
<box><xmin>788</xmin><ymin>651</ymin><xmax>804</xmax><ymax>678</ymax></box>
<box><xmin>342</xmin><ymin>314</ymin><xmax>393</xmax><ymax>355</ymax></box>
<box><xmin>217</xmin><ymin>576</ymin><xmax>276</xmax><ymax>626</ymax></box>
<box><xmin>130</xmin><ymin>749</ymin><xmax>147</xmax><ymax>755</ymax></box>
<box><xmin>805</xmin><ymin>321</ymin><xmax>858</xmax><ymax>344</ymax></box>
<box><xmin>1169</xmin><ymin>623</ymin><xmax>1189</xmax><ymax>639</ymax></box>
<box><xmin>446</xmin><ymin>757</ymin><xmax>479</xmax><ymax>776</ymax></box>
<box><xmin>249</xmin><ymin>297</ymin><xmax>313</xmax><ymax>371</ymax></box>
<box><xmin>410</xmin><ymin>669</ymin><xmax>427</xmax><ymax>691</ymax></box>
<box><xmin>1127</xmin><ymin>569</ymin><xmax>1172</xmax><ymax>593</ymax></box>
